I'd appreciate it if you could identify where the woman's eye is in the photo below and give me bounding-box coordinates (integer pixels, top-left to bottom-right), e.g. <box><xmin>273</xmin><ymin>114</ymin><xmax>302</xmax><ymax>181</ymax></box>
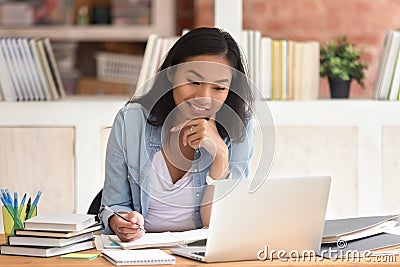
<box><xmin>187</xmin><ymin>79</ymin><xmax>200</xmax><ymax>86</ymax></box>
<box><xmin>214</xmin><ymin>87</ymin><xmax>227</xmax><ymax>91</ymax></box>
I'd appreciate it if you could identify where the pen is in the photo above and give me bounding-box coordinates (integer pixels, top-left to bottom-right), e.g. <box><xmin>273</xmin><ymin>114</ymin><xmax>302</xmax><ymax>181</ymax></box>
<box><xmin>27</xmin><ymin>191</ymin><xmax>42</xmax><ymax>219</ymax></box>
<box><xmin>25</xmin><ymin>197</ymin><xmax>31</xmax><ymax>221</ymax></box>
<box><xmin>13</xmin><ymin>192</ymin><xmax>18</xmax><ymax>222</ymax></box>
<box><xmin>18</xmin><ymin>193</ymin><xmax>27</xmax><ymax>216</ymax></box>
<box><xmin>3</xmin><ymin>189</ymin><xmax>12</xmax><ymax>205</ymax></box>
<box><xmin>0</xmin><ymin>191</ymin><xmax>10</xmax><ymax>206</ymax></box>
<box><xmin>102</xmin><ymin>205</ymin><xmax>145</xmax><ymax>232</ymax></box>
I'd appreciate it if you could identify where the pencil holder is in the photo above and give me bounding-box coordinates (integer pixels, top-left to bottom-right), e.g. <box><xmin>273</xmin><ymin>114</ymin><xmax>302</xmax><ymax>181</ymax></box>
<box><xmin>2</xmin><ymin>205</ymin><xmax>37</xmax><ymax>242</ymax></box>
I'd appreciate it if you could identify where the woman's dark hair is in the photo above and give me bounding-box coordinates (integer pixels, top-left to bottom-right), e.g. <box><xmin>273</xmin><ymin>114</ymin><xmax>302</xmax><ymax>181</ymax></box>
<box><xmin>130</xmin><ymin>27</ymin><xmax>254</xmax><ymax>143</ymax></box>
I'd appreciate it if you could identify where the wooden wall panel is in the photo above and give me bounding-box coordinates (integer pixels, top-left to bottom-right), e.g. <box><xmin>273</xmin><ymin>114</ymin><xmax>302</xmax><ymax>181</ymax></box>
<box><xmin>252</xmin><ymin>126</ymin><xmax>358</xmax><ymax>219</ymax></box>
<box><xmin>0</xmin><ymin>127</ymin><xmax>74</xmax><ymax>233</ymax></box>
<box><xmin>382</xmin><ymin>127</ymin><xmax>400</xmax><ymax>215</ymax></box>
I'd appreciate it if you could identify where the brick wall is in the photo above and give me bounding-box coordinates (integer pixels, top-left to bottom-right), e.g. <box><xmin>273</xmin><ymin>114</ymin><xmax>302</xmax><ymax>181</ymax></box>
<box><xmin>194</xmin><ymin>0</ymin><xmax>400</xmax><ymax>99</ymax></box>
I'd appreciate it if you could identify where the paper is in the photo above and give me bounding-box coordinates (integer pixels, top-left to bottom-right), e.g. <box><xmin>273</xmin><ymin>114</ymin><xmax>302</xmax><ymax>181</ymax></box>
<box><xmin>169</xmin><ymin>228</ymin><xmax>209</xmax><ymax>244</ymax></box>
<box><xmin>110</xmin><ymin>228</ymin><xmax>209</xmax><ymax>250</ymax></box>
<box><xmin>340</xmin><ymin>220</ymin><xmax>398</xmax><ymax>241</ymax></box>
<box><xmin>384</xmin><ymin>225</ymin><xmax>400</xmax><ymax>235</ymax></box>
<box><xmin>110</xmin><ymin>232</ymin><xmax>182</xmax><ymax>249</ymax></box>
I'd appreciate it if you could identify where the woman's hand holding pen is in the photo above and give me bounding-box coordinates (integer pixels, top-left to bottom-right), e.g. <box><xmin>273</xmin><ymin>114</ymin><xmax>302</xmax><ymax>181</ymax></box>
<box><xmin>110</xmin><ymin>211</ymin><xmax>144</xmax><ymax>242</ymax></box>
<box><xmin>170</xmin><ymin>117</ymin><xmax>229</xmax><ymax>180</ymax></box>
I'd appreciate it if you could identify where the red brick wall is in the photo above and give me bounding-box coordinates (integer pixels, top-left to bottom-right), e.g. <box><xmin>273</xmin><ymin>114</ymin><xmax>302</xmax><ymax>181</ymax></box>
<box><xmin>194</xmin><ymin>0</ymin><xmax>400</xmax><ymax>99</ymax></box>
<box><xmin>176</xmin><ymin>0</ymin><xmax>194</xmax><ymax>35</ymax></box>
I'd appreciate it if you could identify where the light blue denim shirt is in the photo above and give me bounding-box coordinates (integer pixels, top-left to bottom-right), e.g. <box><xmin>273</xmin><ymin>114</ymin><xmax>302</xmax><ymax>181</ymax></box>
<box><xmin>99</xmin><ymin>103</ymin><xmax>253</xmax><ymax>234</ymax></box>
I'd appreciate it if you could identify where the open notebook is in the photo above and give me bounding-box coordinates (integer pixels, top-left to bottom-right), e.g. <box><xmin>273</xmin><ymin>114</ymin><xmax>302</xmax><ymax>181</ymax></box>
<box><xmin>102</xmin><ymin>249</ymin><xmax>175</xmax><ymax>266</ymax></box>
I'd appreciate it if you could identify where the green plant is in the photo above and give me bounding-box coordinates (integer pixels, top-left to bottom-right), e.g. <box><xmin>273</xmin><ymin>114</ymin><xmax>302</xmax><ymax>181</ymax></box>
<box><xmin>320</xmin><ymin>36</ymin><xmax>368</xmax><ymax>88</ymax></box>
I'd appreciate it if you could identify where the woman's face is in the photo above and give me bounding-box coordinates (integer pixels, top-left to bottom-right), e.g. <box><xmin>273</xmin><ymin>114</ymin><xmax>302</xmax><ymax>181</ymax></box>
<box><xmin>170</xmin><ymin>55</ymin><xmax>232</xmax><ymax>119</ymax></box>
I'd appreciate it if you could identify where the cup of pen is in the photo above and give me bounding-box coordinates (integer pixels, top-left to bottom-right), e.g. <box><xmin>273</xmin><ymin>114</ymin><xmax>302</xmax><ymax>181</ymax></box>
<box><xmin>2</xmin><ymin>205</ymin><xmax>37</xmax><ymax>242</ymax></box>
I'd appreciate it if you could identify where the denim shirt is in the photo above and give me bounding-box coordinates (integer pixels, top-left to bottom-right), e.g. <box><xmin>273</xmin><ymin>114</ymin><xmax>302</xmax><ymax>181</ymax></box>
<box><xmin>99</xmin><ymin>103</ymin><xmax>254</xmax><ymax>234</ymax></box>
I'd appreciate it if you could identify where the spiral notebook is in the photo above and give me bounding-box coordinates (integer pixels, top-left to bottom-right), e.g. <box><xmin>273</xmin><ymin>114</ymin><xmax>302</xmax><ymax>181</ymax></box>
<box><xmin>102</xmin><ymin>249</ymin><xmax>176</xmax><ymax>266</ymax></box>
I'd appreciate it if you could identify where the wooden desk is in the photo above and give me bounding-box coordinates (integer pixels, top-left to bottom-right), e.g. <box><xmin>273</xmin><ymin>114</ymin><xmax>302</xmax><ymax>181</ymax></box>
<box><xmin>0</xmin><ymin>235</ymin><xmax>399</xmax><ymax>267</ymax></box>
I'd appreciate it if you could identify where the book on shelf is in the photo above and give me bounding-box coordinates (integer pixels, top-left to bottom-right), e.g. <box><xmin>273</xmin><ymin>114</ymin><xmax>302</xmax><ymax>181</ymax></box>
<box><xmin>134</xmin><ymin>34</ymin><xmax>179</xmax><ymax>97</ymax></box>
<box><xmin>15</xmin><ymin>222</ymin><xmax>102</xmax><ymax>238</ymax></box>
<box><xmin>102</xmin><ymin>249</ymin><xmax>176</xmax><ymax>266</ymax></box>
<box><xmin>374</xmin><ymin>29</ymin><xmax>400</xmax><ymax>100</ymax></box>
<box><xmin>0</xmin><ymin>38</ymin><xmax>21</xmax><ymax>100</ymax></box>
<box><xmin>259</xmin><ymin>36</ymin><xmax>272</xmax><ymax>100</ymax></box>
<box><xmin>0</xmin><ymin>37</ymin><xmax>65</xmax><ymax>101</ymax></box>
<box><xmin>271</xmin><ymin>39</ymin><xmax>281</xmax><ymax>100</ymax></box>
<box><xmin>29</xmin><ymin>38</ymin><xmax>52</xmax><ymax>100</ymax></box>
<box><xmin>36</xmin><ymin>38</ymin><xmax>59</xmax><ymax>100</ymax></box>
<box><xmin>24</xmin><ymin>213</ymin><xmax>96</xmax><ymax>232</ymax></box>
<box><xmin>43</xmin><ymin>38</ymin><xmax>66</xmax><ymax>99</ymax></box>
<box><xmin>16</xmin><ymin>38</ymin><xmax>42</xmax><ymax>101</ymax></box>
<box><xmin>0</xmin><ymin>39</ymin><xmax>18</xmax><ymax>101</ymax></box>
<box><xmin>8</xmin><ymin>232</ymin><xmax>94</xmax><ymax>247</ymax></box>
<box><xmin>0</xmin><ymin>239</ymin><xmax>94</xmax><ymax>257</ymax></box>
<box><xmin>8</xmin><ymin>38</ymin><xmax>33</xmax><ymax>101</ymax></box>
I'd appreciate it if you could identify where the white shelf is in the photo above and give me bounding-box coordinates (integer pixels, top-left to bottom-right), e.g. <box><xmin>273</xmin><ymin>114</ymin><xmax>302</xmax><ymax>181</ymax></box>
<box><xmin>0</xmin><ymin>26</ymin><xmax>161</xmax><ymax>42</ymax></box>
<box><xmin>2</xmin><ymin>98</ymin><xmax>400</xmax><ymax>125</ymax></box>
<box><xmin>259</xmin><ymin>99</ymin><xmax>400</xmax><ymax>125</ymax></box>
<box><xmin>0</xmin><ymin>0</ymin><xmax>175</xmax><ymax>42</ymax></box>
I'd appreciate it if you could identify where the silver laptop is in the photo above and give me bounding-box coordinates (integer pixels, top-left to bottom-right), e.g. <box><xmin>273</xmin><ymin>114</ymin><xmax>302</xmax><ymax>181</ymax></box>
<box><xmin>171</xmin><ymin>176</ymin><xmax>331</xmax><ymax>263</ymax></box>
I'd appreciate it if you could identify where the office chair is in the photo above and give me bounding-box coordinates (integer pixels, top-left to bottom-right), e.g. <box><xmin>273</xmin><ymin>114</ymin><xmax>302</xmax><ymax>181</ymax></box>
<box><xmin>88</xmin><ymin>189</ymin><xmax>102</xmax><ymax>221</ymax></box>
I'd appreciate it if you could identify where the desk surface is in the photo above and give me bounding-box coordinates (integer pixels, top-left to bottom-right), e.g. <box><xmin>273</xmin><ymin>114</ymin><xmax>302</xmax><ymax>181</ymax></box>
<box><xmin>0</xmin><ymin>236</ymin><xmax>399</xmax><ymax>267</ymax></box>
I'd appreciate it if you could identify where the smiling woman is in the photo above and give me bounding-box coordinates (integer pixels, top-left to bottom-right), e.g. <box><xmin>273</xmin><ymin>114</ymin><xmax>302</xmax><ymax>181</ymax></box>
<box><xmin>99</xmin><ymin>27</ymin><xmax>255</xmax><ymax>241</ymax></box>
<box><xmin>170</xmin><ymin>57</ymin><xmax>231</xmax><ymax>120</ymax></box>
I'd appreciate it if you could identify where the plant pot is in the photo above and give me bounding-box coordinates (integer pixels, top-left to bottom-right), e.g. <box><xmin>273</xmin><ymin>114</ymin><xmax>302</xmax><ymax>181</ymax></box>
<box><xmin>328</xmin><ymin>78</ymin><xmax>351</xmax><ymax>98</ymax></box>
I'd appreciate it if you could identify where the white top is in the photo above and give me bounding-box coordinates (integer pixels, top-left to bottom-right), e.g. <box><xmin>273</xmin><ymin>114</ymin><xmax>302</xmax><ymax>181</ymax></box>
<box><xmin>144</xmin><ymin>150</ymin><xmax>196</xmax><ymax>232</ymax></box>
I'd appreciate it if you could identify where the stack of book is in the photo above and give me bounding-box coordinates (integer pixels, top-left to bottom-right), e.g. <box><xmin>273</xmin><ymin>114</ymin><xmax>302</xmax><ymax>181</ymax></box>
<box><xmin>0</xmin><ymin>213</ymin><xmax>101</xmax><ymax>257</ymax></box>
<box><xmin>0</xmin><ymin>37</ymin><xmax>66</xmax><ymax>101</ymax></box>
<box><xmin>320</xmin><ymin>214</ymin><xmax>400</xmax><ymax>258</ymax></box>
<box><xmin>242</xmin><ymin>29</ymin><xmax>320</xmax><ymax>101</ymax></box>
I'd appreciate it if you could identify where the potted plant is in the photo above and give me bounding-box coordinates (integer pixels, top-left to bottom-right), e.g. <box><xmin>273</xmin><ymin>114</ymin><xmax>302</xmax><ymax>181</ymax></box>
<box><xmin>320</xmin><ymin>36</ymin><xmax>368</xmax><ymax>98</ymax></box>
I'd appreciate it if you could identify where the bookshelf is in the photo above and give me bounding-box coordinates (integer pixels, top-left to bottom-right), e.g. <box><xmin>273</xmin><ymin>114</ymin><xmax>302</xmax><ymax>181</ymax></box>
<box><xmin>0</xmin><ymin>0</ymin><xmax>175</xmax><ymax>96</ymax></box>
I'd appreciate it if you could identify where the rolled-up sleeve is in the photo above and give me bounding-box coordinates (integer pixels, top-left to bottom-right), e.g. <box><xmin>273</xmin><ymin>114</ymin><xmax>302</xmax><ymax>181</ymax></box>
<box><xmin>99</xmin><ymin>110</ymin><xmax>134</xmax><ymax>234</ymax></box>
